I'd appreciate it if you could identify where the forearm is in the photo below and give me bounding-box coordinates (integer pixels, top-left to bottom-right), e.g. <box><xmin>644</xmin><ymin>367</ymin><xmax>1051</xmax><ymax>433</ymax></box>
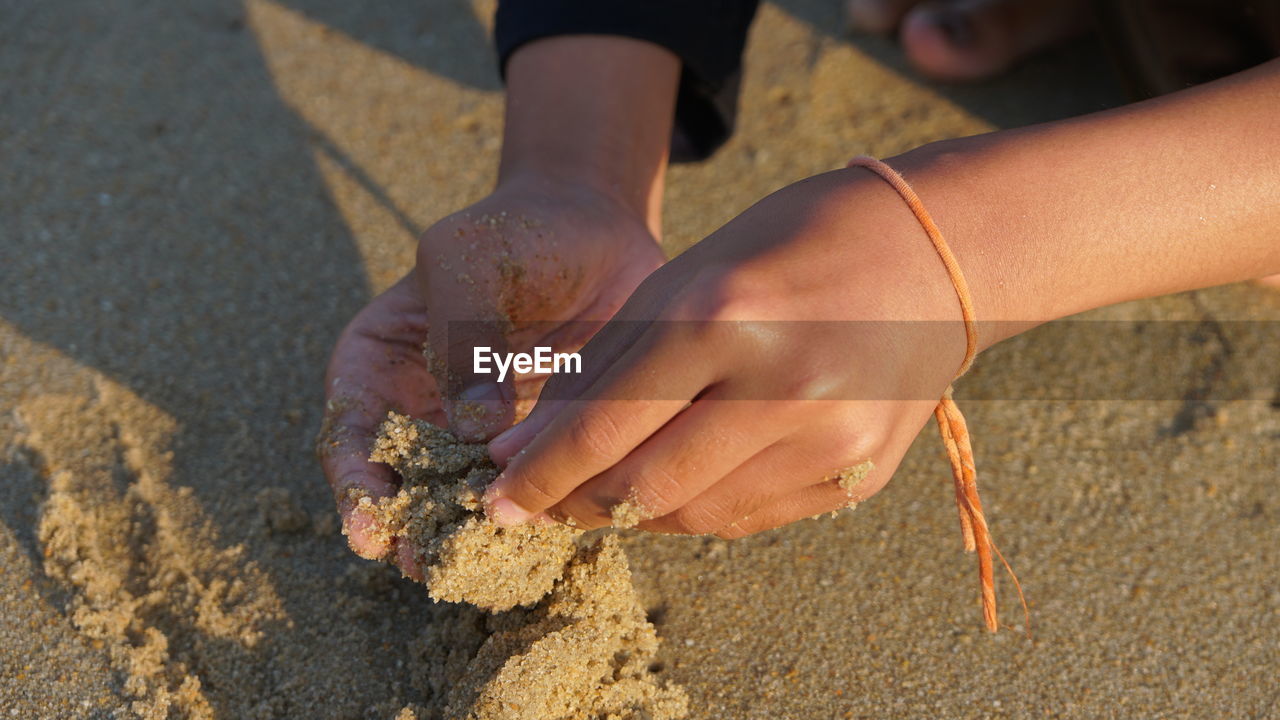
<box><xmin>887</xmin><ymin>58</ymin><xmax>1280</xmax><ymax>348</ymax></box>
<box><xmin>499</xmin><ymin>35</ymin><xmax>680</xmax><ymax>235</ymax></box>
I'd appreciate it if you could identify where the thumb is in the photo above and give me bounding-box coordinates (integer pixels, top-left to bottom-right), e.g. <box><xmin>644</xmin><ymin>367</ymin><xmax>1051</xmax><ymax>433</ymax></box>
<box><xmin>417</xmin><ymin>211</ymin><xmax>525</xmax><ymax>441</ymax></box>
<box><xmin>429</xmin><ymin>312</ymin><xmax>515</xmax><ymax>442</ymax></box>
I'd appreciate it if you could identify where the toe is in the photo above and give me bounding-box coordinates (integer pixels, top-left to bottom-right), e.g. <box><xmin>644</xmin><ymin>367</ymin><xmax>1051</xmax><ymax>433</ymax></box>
<box><xmin>900</xmin><ymin>0</ymin><xmax>1090</xmax><ymax>81</ymax></box>
<box><xmin>846</xmin><ymin>0</ymin><xmax>923</xmax><ymax>35</ymax></box>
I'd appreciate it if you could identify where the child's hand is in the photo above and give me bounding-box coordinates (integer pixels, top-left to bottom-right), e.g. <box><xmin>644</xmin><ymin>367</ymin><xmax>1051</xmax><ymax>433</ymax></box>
<box><xmin>319</xmin><ymin>177</ymin><xmax>663</xmax><ymax>568</ymax></box>
<box><xmin>478</xmin><ymin>58</ymin><xmax>1280</xmax><ymax>539</ymax></box>
<box><xmin>484</xmin><ymin>169</ymin><xmax>973</xmax><ymax>537</ymax></box>
<box><xmin>419</xmin><ymin>176</ymin><xmax>665</xmax><ymax>441</ymax></box>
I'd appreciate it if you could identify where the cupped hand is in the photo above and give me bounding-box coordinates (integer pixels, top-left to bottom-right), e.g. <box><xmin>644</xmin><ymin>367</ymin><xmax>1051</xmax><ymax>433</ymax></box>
<box><xmin>419</xmin><ymin>175</ymin><xmax>665</xmax><ymax>440</ymax></box>
<box><xmin>319</xmin><ymin>176</ymin><xmax>664</xmax><ymax>571</ymax></box>
<box><xmin>484</xmin><ymin>168</ymin><xmax>973</xmax><ymax>538</ymax></box>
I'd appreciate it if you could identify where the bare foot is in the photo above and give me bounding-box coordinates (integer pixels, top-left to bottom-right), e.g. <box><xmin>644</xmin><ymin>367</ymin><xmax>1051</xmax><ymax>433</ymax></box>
<box><xmin>846</xmin><ymin>0</ymin><xmax>1092</xmax><ymax>81</ymax></box>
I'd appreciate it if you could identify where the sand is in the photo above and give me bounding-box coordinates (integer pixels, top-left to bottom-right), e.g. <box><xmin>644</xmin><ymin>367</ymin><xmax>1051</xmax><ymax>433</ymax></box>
<box><xmin>609</xmin><ymin>494</ymin><xmax>654</xmax><ymax>531</ymax></box>
<box><xmin>366</xmin><ymin>413</ymin><xmax>581</xmax><ymax>611</ymax></box>
<box><xmin>829</xmin><ymin>459</ymin><xmax>874</xmax><ymax>508</ymax></box>
<box><xmin>2</xmin><ymin>0</ymin><xmax>1278</xmax><ymax>718</ymax></box>
<box><xmin>414</xmin><ymin>536</ymin><xmax>687</xmax><ymax>720</ymax></box>
<box><xmin>365</xmin><ymin>412</ymin><xmax>687</xmax><ymax>719</ymax></box>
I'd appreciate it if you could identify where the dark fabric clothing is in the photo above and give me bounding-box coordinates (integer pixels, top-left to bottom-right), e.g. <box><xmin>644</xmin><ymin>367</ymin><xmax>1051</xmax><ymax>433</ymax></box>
<box><xmin>494</xmin><ymin>1</ymin><xmax>1280</xmax><ymax>161</ymax></box>
<box><xmin>1093</xmin><ymin>0</ymin><xmax>1280</xmax><ymax>99</ymax></box>
<box><xmin>494</xmin><ymin>0</ymin><xmax>759</xmax><ymax>161</ymax></box>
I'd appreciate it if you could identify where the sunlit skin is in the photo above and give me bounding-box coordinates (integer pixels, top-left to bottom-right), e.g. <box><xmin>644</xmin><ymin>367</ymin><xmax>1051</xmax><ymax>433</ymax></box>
<box><xmin>322</xmin><ymin>5</ymin><xmax>1280</xmax><ymax>567</ymax></box>
<box><xmin>482</xmin><ymin>55</ymin><xmax>1280</xmax><ymax>536</ymax></box>
<box><xmin>320</xmin><ymin>37</ymin><xmax>674</xmax><ymax>573</ymax></box>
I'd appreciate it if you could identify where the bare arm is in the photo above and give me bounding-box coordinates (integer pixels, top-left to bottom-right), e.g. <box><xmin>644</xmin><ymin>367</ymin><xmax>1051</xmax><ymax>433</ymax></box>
<box><xmin>892</xmin><ymin>57</ymin><xmax>1280</xmax><ymax>341</ymax></box>
<box><xmin>483</xmin><ymin>59</ymin><xmax>1280</xmax><ymax>536</ymax></box>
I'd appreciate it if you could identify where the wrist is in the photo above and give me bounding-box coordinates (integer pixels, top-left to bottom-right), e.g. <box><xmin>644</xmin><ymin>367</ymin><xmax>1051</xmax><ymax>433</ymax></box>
<box><xmin>498</xmin><ymin>150</ymin><xmax>662</xmax><ymax>236</ymax></box>
<box><xmin>883</xmin><ymin>137</ymin><xmax>1049</xmax><ymax>352</ymax></box>
<box><xmin>492</xmin><ymin>169</ymin><xmax>661</xmax><ymax>245</ymax></box>
<box><xmin>498</xmin><ymin>35</ymin><xmax>679</xmax><ymax>237</ymax></box>
<box><xmin>800</xmin><ymin>168</ymin><xmax>979</xmax><ymax>319</ymax></box>
<box><xmin>705</xmin><ymin>168</ymin><xmax>974</xmax><ymax>377</ymax></box>
<box><xmin>495</xmin><ymin>165</ymin><xmax>653</xmax><ymax>234</ymax></box>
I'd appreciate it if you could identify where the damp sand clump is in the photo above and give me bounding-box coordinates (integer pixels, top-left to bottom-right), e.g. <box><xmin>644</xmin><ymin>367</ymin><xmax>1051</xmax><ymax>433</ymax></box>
<box><xmin>365</xmin><ymin>412</ymin><xmax>688</xmax><ymax>720</ymax></box>
<box><xmin>367</xmin><ymin>414</ymin><xmax>579</xmax><ymax>610</ymax></box>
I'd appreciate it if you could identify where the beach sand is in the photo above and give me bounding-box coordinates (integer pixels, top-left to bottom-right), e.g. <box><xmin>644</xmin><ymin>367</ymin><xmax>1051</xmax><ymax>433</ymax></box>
<box><xmin>2</xmin><ymin>0</ymin><xmax>1277</xmax><ymax>717</ymax></box>
<box><xmin>365</xmin><ymin>412</ymin><xmax>687</xmax><ymax>720</ymax></box>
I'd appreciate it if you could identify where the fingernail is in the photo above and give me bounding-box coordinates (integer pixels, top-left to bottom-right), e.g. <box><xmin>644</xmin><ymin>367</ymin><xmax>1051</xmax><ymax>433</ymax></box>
<box><xmin>491</xmin><ymin>422</ymin><xmax>521</xmax><ymax>446</ymax></box>
<box><xmin>932</xmin><ymin>10</ymin><xmax>974</xmax><ymax>48</ymax></box>
<box><xmin>490</xmin><ymin>421</ymin><xmax>532</xmax><ymax>459</ymax></box>
<box><xmin>482</xmin><ymin>471</ymin><xmax>509</xmax><ymax>504</ymax></box>
<box><xmin>342</xmin><ymin>507</ymin><xmax>389</xmax><ymax>560</ymax></box>
<box><xmin>451</xmin><ymin>383</ymin><xmax>504</xmax><ymax>440</ymax></box>
<box><xmin>487</xmin><ymin>497</ymin><xmax>534</xmax><ymax>526</ymax></box>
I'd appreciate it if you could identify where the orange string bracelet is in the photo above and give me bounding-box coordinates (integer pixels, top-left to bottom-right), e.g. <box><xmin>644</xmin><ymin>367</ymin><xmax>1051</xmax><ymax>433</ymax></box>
<box><xmin>846</xmin><ymin>155</ymin><xmax>1026</xmax><ymax>634</ymax></box>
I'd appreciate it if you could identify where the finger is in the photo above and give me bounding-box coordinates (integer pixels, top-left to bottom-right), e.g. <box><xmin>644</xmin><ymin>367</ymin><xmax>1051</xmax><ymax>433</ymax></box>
<box><xmin>550</xmin><ymin>396</ymin><xmax>792</xmax><ymax>529</ymax></box>
<box><xmin>319</xmin><ymin>396</ymin><xmax>404</xmax><ymax>560</ymax></box>
<box><xmin>394</xmin><ymin>541</ymin><xmax>425</xmax><ymax>583</ymax></box>
<box><xmin>483</xmin><ymin>322</ymin><xmax>716</xmax><ymax>525</ymax></box>
<box><xmin>715</xmin><ymin>479</ymin><xmax>857</xmax><ymax>539</ymax></box>
<box><xmin>488</xmin><ymin>262</ymin><xmax>679</xmax><ymax>462</ymax></box>
<box><xmin>694</xmin><ymin>397</ymin><xmax>936</xmax><ymax>537</ymax></box>
<box><xmin>638</xmin><ymin>404</ymin><xmax>894</xmax><ymax>536</ymax></box>
<box><xmin>633</xmin><ymin>432</ymin><xmax>870</xmax><ymax>535</ymax></box>
<box><xmin>487</xmin><ymin>317</ymin><xmax>655</xmax><ymax>464</ymax></box>
<box><xmin>321</xmin><ymin>274</ymin><xmax>441</xmax><ymax>558</ymax></box>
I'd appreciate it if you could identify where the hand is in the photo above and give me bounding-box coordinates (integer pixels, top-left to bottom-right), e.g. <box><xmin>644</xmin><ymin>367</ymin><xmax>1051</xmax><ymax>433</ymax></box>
<box><xmin>419</xmin><ymin>176</ymin><xmax>664</xmax><ymax>440</ymax></box>
<box><xmin>480</xmin><ymin>58</ymin><xmax>1280</xmax><ymax>538</ymax></box>
<box><xmin>484</xmin><ymin>168</ymin><xmax>973</xmax><ymax>538</ymax></box>
<box><xmin>319</xmin><ymin>34</ymin><xmax>679</xmax><ymax>568</ymax></box>
<box><xmin>319</xmin><ymin>177</ymin><xmax>664</xmax><ymax>569</ymax></box>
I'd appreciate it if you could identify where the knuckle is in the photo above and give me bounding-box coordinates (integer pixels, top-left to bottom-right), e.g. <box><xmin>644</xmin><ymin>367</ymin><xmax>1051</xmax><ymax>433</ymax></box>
<box><xmin>563</xmin><ymin>405</ymin><xmax>625</xmax><ymax>464</ymax></box>
<box><xmin>668</xmin><ymin>268</ymin><xmax>742</xmax><ymax>325</ymax></box>
<box><xmin>329</xmin><ymin>468</ymin><xmax>363</xmax><ymax>497</ymax></box>
<box><xmin>715</xmin><ymin>524</ymin><xmax>752</xmax><ymax>540</ymax></box>
<box><xmin>776</xmin><ymin>358</ymin><xmax>850</xmax><ymax>401</ymax></box>
<box><xmin>329</xmin><ymin>464</ymin><xmax>394</xmax><ymax>508</ymax></box>
<box><xmin>507</xmin><ymin>468</ymin><xmax>562</xmax><ymax>507</ymax></box>
<box><xmin>668</xmin><ymin>267</ymin><xmax>790</xmax><ymax>362</ymax></box>
<box><xmin>698</xmin><ymin>263</ymin><xmax>772</xmax><ymax>322</ymax></box>
<box><xmin>620</xmin><ymin>463</ymin><xmax>684</xmax><ymax>515</ymax></box>
<box><xmin>666</xmin><ymin>501</ymin><xmax>735</xmax><ymax>536</ymax></box>
<box><xmin>812</xmin><ymin>426</ymin><xmax>878</xmax><ymax>471</ymax></box>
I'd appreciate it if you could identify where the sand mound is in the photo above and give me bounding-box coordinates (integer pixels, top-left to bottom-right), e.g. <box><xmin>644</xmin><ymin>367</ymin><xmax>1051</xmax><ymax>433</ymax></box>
<box><xmin>367</xmin><ymin>413</ymin><xmax>687</xmax><ymax>720</ymax></box>
<box><xmin>367</xmin><ymin>415</ymin><xmax>581</xmax><ymax>611</ymax></box>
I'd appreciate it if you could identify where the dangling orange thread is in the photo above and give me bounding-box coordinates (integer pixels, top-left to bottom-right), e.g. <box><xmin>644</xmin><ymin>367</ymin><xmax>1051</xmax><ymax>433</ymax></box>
<box><xmin>847</xmin><ymin>155</ymin><xmax>1027</xmax><ymax>634</ymax></box>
